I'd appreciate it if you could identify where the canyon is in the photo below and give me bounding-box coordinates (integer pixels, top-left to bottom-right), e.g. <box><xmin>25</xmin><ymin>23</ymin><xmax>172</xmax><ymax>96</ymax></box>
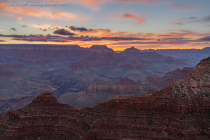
<box><xmin>0</xmin><ymin>44</ymin><xmax>207</xmax><ymax>116</ymax></box>
<box><xmin>0</xmin><ymin>56</ymin><xmax>210</xmax><ymax>139</ymax></box>
<box><xmin>0</xmin><ymin>63</ymin><xmax>59</xmax><ymax>115</ymax></box>
<box><xmin>59</xmin><ymin>67</ymin><xmax>193</xmax><ymax>108</ymax></box>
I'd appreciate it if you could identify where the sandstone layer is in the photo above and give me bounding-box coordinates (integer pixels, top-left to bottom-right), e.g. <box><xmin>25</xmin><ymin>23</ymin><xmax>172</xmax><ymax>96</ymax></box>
<box><xmin>0</xmin><ymin>57</ymin><xmax>210</xmax><ymax>139</ymax></box>
<box><xmin>59</xmin><ymin>67</ymin><xmax>193</xmax><ymax>108</ymax></box>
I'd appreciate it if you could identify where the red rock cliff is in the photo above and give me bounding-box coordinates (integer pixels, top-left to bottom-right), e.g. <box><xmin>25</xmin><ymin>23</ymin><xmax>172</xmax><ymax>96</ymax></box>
<box><xmin>0</xmin><ymin>57</ymin><xmax>210</xmax><ymax>139</ymax></box>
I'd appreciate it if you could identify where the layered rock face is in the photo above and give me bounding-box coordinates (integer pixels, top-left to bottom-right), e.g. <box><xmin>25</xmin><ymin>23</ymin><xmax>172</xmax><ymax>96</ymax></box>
<box><xmin>89</xmin><ymin>45</ymin><xmax>114</xmax><ymax>54</ymax></box>
<box><xmin>0</xmin><ymin>64</ymin><xmax>60</xmax><ymax>115</ymax></box>
<box><xmin>0</xmin><ymin>44</ymin><xmax>86</xmax><ymax>72</ymax></box>
<box><xmin>49</xmin><ymin>46</ymin><xmax>189</xmax><ymax>94</ymax></box>
<box><xmin>86</xmin><ymin>77</ymin><xmax>139</xmax><ymax>94</ymax></box>
<box><xmin>143</xmin><ymin>67</ymin><xmax>194</xmax><ymax>90</ymax></box>
<box><xmin>0</xmin><ymin>44</ymin><xmax>190</xmax><ymax>94</ymax></box>
<box><xmin>0</xmin><ymin>45</ymin><xmax>84</xmax><ymax>64</ymax></box>
<box><xmin>121</xmin><ymin>46</ymin><xmax>141</xmax><ymax>54</ymax></box>
<box><xmin>59</xmin><ymin>67</ymin><xmax>193</xmax><ymax>109</ymax></box>
<box><xmin>58</xmin><ymin>77</ymin><xmax>152</xmax><ymax>108</ymax></box>
<box><xmin>0</xmin><ymin>57</ymin><xmax>209</xmax><ymax>139</ymax></box>
<box><xmin>143</xmin><ymin>48</ymin><xmax>209</xmax><ymax>66</ymax></box>
<box><xmin>0</xmin><ymin>92</ymin><xmax>91</xmax><ymax>140</ymax></box>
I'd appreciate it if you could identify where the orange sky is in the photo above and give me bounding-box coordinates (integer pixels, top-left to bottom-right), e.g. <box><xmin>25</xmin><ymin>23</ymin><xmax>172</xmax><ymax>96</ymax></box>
<box><xmin>0</xmin><ymin>0</ymin><xmax>210</xmax><ymax>50</ymax></box>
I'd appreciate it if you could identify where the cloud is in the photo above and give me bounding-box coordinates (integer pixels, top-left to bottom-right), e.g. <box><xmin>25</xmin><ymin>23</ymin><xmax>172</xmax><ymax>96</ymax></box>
<box><xmin>168</xmin><ymin>22</ymin><xmax>183</xmax><ymax>25</ymax></box>
<box><xmin>9</xmin><ymin>28</ymin><xmax>16</xmax><ymax>32</ymax></box>
<box><xmin>22</xmin><ymin>25</ymin><xmax>27</xmax><ymax>27</ymax></box>
<box><xmin>0</xmin><ymin>2</ymin><xmax>78</xmax><ymax>20</ymax></box>
<box><xmin>73</xmin><ymin>0</ymin><xmax>159</xmax><ymax>10</ymax></box>
<box><xmin>80</xmin><ymin>0</ymin><xmax>205</xmax><ymax>12</ymax></box>
<box><xmin>184</xmin><ymin>15</ymin><xmax>210</xmax><ymax>23</ymax></box>
<box><xmin>0</xmin><ymin>29</ymin><xmax>3</xmax><ymax>31</ymax></box>
<box><xmin>123</xmin><ymin>13</ymin><xmax>147</xmax><ymax>24</ymax></box>
<box><xmin>197</xmin><ymin>36</ymin><xmax>210</xmax><ymax>42</ymax></box>
<box><xmin>189</xmin><ymin>17</ymin><xmax>197</xmax><ymax>20</ymax></box>
<box><xmin>68</xmin><ymin>36</ymin><xmax>149</xmax><ymax>41</ymax></box>
<box><xmin>69</xmin><ymin>26</ymin><xmax>93</xmax><ymax>32</ymax></box>
<box><xmin>53</xmin><ymin>29</ymin><xmax>75</xmax><ymax>36</ymax></box>
<box><xmin>158</xmin><ymin>35</ymin><xmax>172</xmax><ymax>36</ymax></box>
<box><xmin>113</xmin><ymin>0</ymin><xmax>158</xmax><ymax>3</ymax></box>
<box><xmin>6</xmin><ymin>24</ymin><xmax>210</xmax><ymax>43</ymax></box>
<box><xmin>8</xmin><ymin>0</ymin><xmax>160</xmax><ymax>11</ymax></box>
<box><xmin>8</xmin><ymin>0</ymin><xmax>203</xmax><ymax>13</ymax></box>
<box><xmin>171</xmin><ymin>15</ymin><xmax>210</xmax><ymax>25</ymax></box>
<box><xmin>180</xmin><ymin>17</ymin><xmax>198</xmax><ymax>21</ymax></box>
<box><xmin>201</xmin><ymin>15</ymin><xmax>210</xmax><ymax>22</ymax></box>
<box><xmin>83</xmin><ymin>0</ymin><xmax>158</xmax><ymax>3</ymax></box>
<box><xmin>0</xmin><ymin>40</ymin><xmax>5</xmax><ymax>42</ymax></box>
<box><xmin>33</xmin><ymin>24</ymin><xmax>64</xmax><ymax>30</ymax></box>
<box><xmin>40</xmin><ymin>28</ymin><xmax>47</xmax><ymax>31</ymax></box>
<box><xmin>113</xmin><ymin>41</ymin><xmax>187</xmax><ymax>45</ymax></box>
<box><xmin>50</xmin><ymin>11</ymin><xmax>77</xmax><ymax>20</ymax></box>
<box><xmin>74</xmin><ymin>27</ymin><xmax>210</xmax><ymax>39</ymax></box>
<box><xmin>32</xmin><ymin>24</ymin><xmax>145</xmax><ymax>38</ymax></box>
<box><xmin>0</xmin><ymin>33</ymin><xmax>150</xmax><ymax>43</ymax></box>
<box><xmin>16</xmin><ymin>17</ymin><xmax>22</xmax><ymax>21</ymax></box>
<box><xmin>167</xmin><ymin>2</ymin><xmax>205</xmax><ymax>12</ymax></box>
<box><xmin>75</xmin><ymin>28</ymin><xmax>143</xmax><ymax>38</ymax></box>
<box><xmin>176</xmin><ymin>29</ymin><xmax>192</xmax><ymax>33</ymax></box>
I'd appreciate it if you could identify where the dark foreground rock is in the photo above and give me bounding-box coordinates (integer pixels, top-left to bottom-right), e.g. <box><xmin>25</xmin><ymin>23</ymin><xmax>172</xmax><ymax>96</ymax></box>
<box><xmin>0</xmin><ymin>57</ymin><xmax>210</xmax><ymax>139</ymax></box>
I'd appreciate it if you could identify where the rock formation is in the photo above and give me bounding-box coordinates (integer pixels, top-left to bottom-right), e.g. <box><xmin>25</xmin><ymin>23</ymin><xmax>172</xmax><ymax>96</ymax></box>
<box><xmin>0</xmin><ymin>44</ymin><xmax>190</xmax><ymax>94</ymax></box>
<box><xmin>89</xmin><ymin>45</ymin><xmax>114</xmax><ymax>54</ymax></box>
<box><xmin>59</xmin><ymin>67</ymin><xmax>193</xmax><ymax>109</ymax></box>
<box><xmin>143</xmin><ymin>67</ymin><xmax>194</xmax><ymax>90</ymax></box>
<box><xmin>1</xmin><ymin>57</ymin><xmax>210</xmax><ymax>139</ymax></box>
<box><xmin>58</xmin><ymin>77</ymin><xmax>154</xmax><ymax>108</ymax></box>
<box><xmin>121</xmin><ymin>46</ymin><xmax>141</xmax><ymax>54</ymax></box>
<box><xmin>0</xmin><ymin>64</ymin><xmax>60</xmax><ymax>115</ymax></box>
<box><xmin>0</xmin><ymin>92</ymin><xmax>90</xmax><ymax>140</ymax></box>
<box><xmin>142</xmin><ymin>48</ymin><xmax>209</xmax><ymax>67</ymax></box>
<box><xmin>49</xmin><ymin>46</ymin><xmax>189</xmax><ymax>93</ymax></box>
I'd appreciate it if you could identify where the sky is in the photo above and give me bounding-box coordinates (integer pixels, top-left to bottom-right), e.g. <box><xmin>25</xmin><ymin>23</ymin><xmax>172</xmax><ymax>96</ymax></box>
<box><xmin>0</xmin><ymin>0</ymin><xmax>210</xmax><ymax>51</ymax></box>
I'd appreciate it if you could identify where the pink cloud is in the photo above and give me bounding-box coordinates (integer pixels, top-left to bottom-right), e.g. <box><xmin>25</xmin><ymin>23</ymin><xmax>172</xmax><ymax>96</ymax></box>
<box><xmin>0</xmin><ymin>2</ymin><xmax>78</xmax><ymax>20</ymax></box>
<box><xmin>168</xmin><ymin>22</ymin><xmax>183</xmax><ymax>25</ymax></box>
<box><xmin>123</xmin><ymin>13</ymin><xmax>147</xmax><ymax>24</ymax></box>
<box><xmin>16</xmin><ymin>17</ymin><xmax>22</xmax><ymax>21</ymax></box>
<box><xmin>31</xmin><ymin>24</ymin><xmax>210</xmax><ymax>40</ymax></box>
<box><xmin>167</xmin><ymin>2</ymin><xmax>205</xmax><ymax>12</ymax></box>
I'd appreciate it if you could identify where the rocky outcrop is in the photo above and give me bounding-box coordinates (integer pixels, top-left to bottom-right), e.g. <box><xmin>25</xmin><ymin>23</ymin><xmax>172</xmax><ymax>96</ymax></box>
<box><xmin>0</xmin><ymin>92</ymin><xmax>91</xmax><ymax>140</ymax></box>
<box><xmin>1</xmin><ymin>57</ymin><xmax>209</xmax><ymax>139</ymax></box>
<box><xmin>52</xmin><ymin>46</ymin><xmax>189</xmax><ymax>93</ymax></box>
<box><xmin>0</xmin><ymin>70</ymin><xmax>17</xmax><ymax>77</ymax></box>
<box><xmin>83</xmin><ymin>57</ymin><xmax>210</xmax><ymax>139</ymax></box>
<box><xmin>89</xmin><ymin>45</ymin><xmax>114</xmax><ymax>54</ymax></box>
<box><xmin>0</xmin><ymin>55</ymin><xmax>210</xmax><ymax>139</ymax></box>
<box><xmin>143</xmin><ymin>75</ymin><xmax>160</xmax><ymax>84</ymax></box>
<box><xmin>115</xmin><ymin>77</ymin><xmax>137</xmax><ymax>85</ymax></box>
<box><xmin>0</xmin><ymin>63</ymin><xmax>60</xmax><ymax>115</ymax></box>
<box><xmin>0</xmin><ymin>96</ymin><xmax>34</xmax><ymax>116</ymax></box>
<box><xmin>142</xmin><ymin>48</ymin><xmax>209</xmax><ymax>67</ymax></box>
<box><xmin>143</xmin><ymin>67</ymin><xmax>194</xmax><ymax>90</ymax></box>
<box><xmin>58</xmin><ymin>77</ymin><xmax>155</xmax><ymax>108</ymax></box>
<box><xmin>0</xmin><ymin>64</ymin><xmax>24</xmax><ymax>70</ymax></box>
<box><xmin>85</xmin><ymin>78</ymin><xmax>142</xmax><ymax>95</ymax></box>
<box><xmin>121</xmin><ymin>46</ymin><xmax>141</xmax><ymax>54</ymax></box>
<box><xmin>0</xmin><ymin>44</ymin><xmax>82</xmax><ymax>51</ymax></box>
<box><xmin>0</xmin><ymin>44</ymin><xmax>190</xmax><ymax>94</ymax></box>
<box><xmin>0</xmin><ymin>45</ymin><xmax>86</xmax><ymax>70</ymax></box>
<box><xmin>59</xmin><ymin>67</ymin><xmax>193</xmax><ymax>109</ymax></box>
